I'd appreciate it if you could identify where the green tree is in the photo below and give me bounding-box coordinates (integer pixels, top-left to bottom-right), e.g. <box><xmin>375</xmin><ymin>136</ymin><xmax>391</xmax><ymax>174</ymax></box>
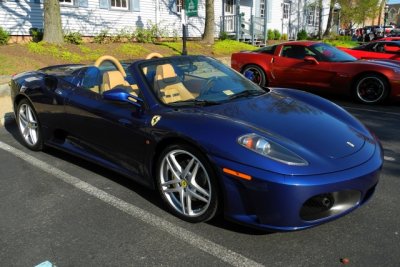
<box><xmin>43</xmin><ymin>0</ymin><xmax>64</xmax><ymax>44</ymax></box>
<box><xmin>323</xmin><ymin>0</ymin><xmax>337</xmax><ymax>37</ymax></box>
<box><xmin>338</xmin><ymin>0</ymin><xmax>380</xmax><ymax>27</ymax></box>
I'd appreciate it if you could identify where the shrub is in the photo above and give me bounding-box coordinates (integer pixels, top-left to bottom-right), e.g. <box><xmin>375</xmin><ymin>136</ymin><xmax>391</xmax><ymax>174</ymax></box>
<box><xmin>297</xmin><ymin>29</ymin><xmax>308</xmax><ymax>40</ymax></box>
<box><xmin>111</xmin><ymin>28</ymin><xmax>133</xmax><ymax>43</ymax></box>
<box><xmin>281</xmin><ymin>33</ymin><xmax>288</xmax><ymax>40</ymax></box>
<box><xmin>133</xmin><ymin>21</ymin><xmax>167</xmax><ymax>43</ymax></box>
<box><xmin>273</xmin><ymin>29</ymin><xmax>281</xmax><ymax>40</ymax></box>
<box><xmin>267</xmin><ymin>29</ymin><xmax>275</xmax><ymax>41</ymax></box>
<box><xmin>219</xmin><ymin>31</ymin><xmax>229</xmax><ymax>41</ymax></box>
<box><xmin>29</xmin><ymin>28</ymin><xmax>43</xmax><ymax>42</ymax></box>
<box><xmin>0</xmin><ymin>27</ymin><xmax>10</xmax><ymax>45</ymax></box>
<box><xmin>64</xmin><ymin>31</ymin><xmax>83</xmax><ymax>45</ymax></box>
<box><xmin>93</xmin><ymin>30</ymin><xmax>110</xmax><ymax>44</ymax></box>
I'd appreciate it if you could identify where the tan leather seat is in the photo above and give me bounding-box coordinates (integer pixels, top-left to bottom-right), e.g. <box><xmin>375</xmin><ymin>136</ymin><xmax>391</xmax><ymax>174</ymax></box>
<box><xmin>101</xmin><ymin>70</ymin><xmax>138</xmax><ymax>96</ymax></box>
<box><xmin>154</xmin><ymin>64</ymin><xmax>194</xmax><ymax>104</ymax></box>
<box><xmin>102</xmin><ymin>70</ymin><xmax>130</xmax><ymax>91</ymax></box>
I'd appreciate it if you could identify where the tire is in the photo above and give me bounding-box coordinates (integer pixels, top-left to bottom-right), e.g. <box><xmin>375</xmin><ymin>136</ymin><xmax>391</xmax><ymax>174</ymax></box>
<box><xmin>156</xmin><ymin>144</ymin><xmax>219</xmax><ymax>223</ymax></box>
<box><xmin>353</xmin><ymin>74</ymin><xmax>389</xmax><ymax>104</ymax></box>
<box><xmin>16</xmin><ymin>99</ymin><xmax>43</xmax><ymax>151</ymax></box>
<box><xmin>242</xmin><ymin>64</ymin><xmax>267</xmax><ymax>87</ymax></box>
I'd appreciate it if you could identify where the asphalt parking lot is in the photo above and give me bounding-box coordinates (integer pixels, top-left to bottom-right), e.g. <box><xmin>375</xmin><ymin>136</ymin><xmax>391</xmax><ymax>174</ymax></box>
<box><xmin>0</xmin><ymin>99</ymin><xmax>399</xmax><ymax>267</ymax></box>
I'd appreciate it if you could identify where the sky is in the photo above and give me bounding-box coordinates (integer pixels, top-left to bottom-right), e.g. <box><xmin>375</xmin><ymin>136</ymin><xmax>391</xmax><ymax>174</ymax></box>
<box><xmin>388</xmin><ymin>0</ymin><xmax>400</xmax><ymax>4</ymax></box>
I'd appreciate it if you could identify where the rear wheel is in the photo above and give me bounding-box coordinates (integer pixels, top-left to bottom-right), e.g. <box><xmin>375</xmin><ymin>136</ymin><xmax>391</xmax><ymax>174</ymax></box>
<box><xmin>16</xmin><ymin>99</ymin><xmax>43</xmax><ymax>151</ymax></box>
<box><xmin>353</xmin><ymin>74</ymin><xmax>389</xmax><ymax>104</ymax></box>
<box><xmin>156</xmin><ymin>144</ymin><xmax>219</xmax><ymax>223</ymax></box>
<box><xmin>242</xmin><ymin>65</ymin><xmax>267</xmax><ymax>86</ymax></box>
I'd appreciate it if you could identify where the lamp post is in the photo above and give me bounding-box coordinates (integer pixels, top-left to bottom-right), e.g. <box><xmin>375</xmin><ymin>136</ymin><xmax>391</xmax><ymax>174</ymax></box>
<box><xmin>384</xmin><ymin>4</ymin><xmax>389</xmax><ymax>37</ymax></box>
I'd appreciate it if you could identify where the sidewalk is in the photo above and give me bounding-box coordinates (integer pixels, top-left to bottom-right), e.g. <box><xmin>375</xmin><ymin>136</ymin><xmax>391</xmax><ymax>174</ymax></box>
<box><xmin>0</xmin><ymin>76</ymin><xmax>13</xmax><ymax>126</ymax></box>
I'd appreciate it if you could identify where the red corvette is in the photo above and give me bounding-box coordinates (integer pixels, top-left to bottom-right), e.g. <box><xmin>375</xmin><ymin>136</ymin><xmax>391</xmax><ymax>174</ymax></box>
<box><xmin>231</xmin><ymin>41</ymin><xmax>400</xmax><ymax>104</ymax></box>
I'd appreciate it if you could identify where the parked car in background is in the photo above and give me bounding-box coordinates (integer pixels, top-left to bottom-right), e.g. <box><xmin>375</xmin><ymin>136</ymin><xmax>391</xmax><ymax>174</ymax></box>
<box><xmin>340</xmin><ymin>41</ymin><xmax>400</xmax><ymax>61</ymax></box>
<box><xmin>231</xmin><ymin>41</ymin><xmax>400</xmax><ymax>104</ymax></box>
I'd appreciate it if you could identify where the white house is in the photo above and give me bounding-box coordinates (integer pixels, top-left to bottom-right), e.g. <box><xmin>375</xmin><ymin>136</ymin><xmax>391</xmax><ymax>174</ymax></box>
<box><xmin>0</xmin><ymin>0</ymin><xmax>332</xmax><ymax>42</ymax></box>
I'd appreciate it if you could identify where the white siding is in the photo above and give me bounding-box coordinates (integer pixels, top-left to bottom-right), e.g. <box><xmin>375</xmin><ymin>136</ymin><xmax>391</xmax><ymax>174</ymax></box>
<box><xmin>0</xmin><ymin>0</ymin><xmax>331</xmax><ymax>39</ymax></box>
<box><xmin>0</xmin><ymin>0</ymin><xmax>222</xmax><ymax>37</ymax></box>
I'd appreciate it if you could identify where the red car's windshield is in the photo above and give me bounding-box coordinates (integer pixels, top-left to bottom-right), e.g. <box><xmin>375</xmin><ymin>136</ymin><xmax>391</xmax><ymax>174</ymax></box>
<box><xmin>311</xmin><ymin>43</ymin><xmax>357</xmax><ymax>62</ymax></box>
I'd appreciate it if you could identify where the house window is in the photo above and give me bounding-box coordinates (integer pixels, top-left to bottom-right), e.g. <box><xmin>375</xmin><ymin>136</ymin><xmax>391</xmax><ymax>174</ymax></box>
<box><xmin>176</xmin><ymin>0</ymin><xmax>183</xmax><ymax>13</ymax></box>
<box><xmin>315</xmin><ymin>8</ymin><xmax>320</xmax><ymax>27</ymax></box>
<box><xmin>260</xmin><ymin>1</ymin><xmax>265</xmax><ymax>17</ymax></box>
<box><xmin>59</xmin><ymin>0</ymin><xmax>73</xmax><ymax>5</ymax></box>
<box><xmin>306</xmin><ymin>7</ymin><xmax>314</xmax><ymax>25</ymax></box>
<box><xmin>283</xmin><ymin>3</ymin><xmax>289</xmax><ymax>19</ymax></box>
<box><xmin>225</xmin><ymin>0</ymin><xmax>234</xmax><ymax>14</ymax></box>
<box><xmin>111</xmin><ymin>0</ymin><xmax>128</xmax><ymax>10</ymax></box>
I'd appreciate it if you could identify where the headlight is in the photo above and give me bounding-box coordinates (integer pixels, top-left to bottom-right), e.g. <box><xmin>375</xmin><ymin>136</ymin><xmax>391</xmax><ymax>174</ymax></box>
<box><xmin>238</xmin><ymin>133</ymin><xmax>308</xmax><ymax>166</ymax></box>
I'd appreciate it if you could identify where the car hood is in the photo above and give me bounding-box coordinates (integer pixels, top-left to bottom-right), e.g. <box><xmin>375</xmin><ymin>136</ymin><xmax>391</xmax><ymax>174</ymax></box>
<box><xmin>201</xmin><ymin>93</ymin><xmax>367</xmax><ymax>160</ymax></box>
<box><xmin>159</xmin><ymin>91</ymin><xmax>379</xmax><ymax>175</ymax></box>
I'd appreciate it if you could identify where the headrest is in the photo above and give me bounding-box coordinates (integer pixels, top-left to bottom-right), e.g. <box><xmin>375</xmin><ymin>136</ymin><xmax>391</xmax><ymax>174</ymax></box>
<box><xmin>103</xmin><ymin>70</ymin><xmax>127</xmax><ymax>89</ymax></box>
<box><xmin>156</xmin><ymin>64</ymin><xmax>178</xmax><ymax>83</ymax></box>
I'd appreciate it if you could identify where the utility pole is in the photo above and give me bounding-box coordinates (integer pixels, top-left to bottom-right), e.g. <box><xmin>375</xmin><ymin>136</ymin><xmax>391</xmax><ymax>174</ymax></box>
<box><xmin>182</xmin><ymin>0</ymin><xmax>188</xmax><ymax>55</ymax></box>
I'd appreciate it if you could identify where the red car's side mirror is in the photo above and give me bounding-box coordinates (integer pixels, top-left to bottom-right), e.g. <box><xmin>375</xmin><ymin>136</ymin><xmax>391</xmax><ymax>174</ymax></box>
<box><xmin>304</xmin><ymin>56</ymin><xmax>319</xmax><ymax>65</ymax></box>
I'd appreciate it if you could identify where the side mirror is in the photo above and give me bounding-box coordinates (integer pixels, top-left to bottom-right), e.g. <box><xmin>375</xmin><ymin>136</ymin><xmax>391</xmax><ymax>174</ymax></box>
<box><xmin>304</xmin><ymin>56</ymin><xmax>319</xmax><ymax>65</ymax></box>
<box><xmin>103</xmin><ymin>87</ymin><xmax>143</xmax><ymax>108</ymax></box>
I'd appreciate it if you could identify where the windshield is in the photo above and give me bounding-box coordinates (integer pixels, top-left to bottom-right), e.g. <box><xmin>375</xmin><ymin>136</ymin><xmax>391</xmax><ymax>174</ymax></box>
<box><xmin>138</xmin><ymin>56</ymin><xmax>265</xmax><ymax>106</ymax></box>
<box><xmin>310</xmin><ymin>43</ymin><xmax>357</xmax><ymax>62</ymax></box>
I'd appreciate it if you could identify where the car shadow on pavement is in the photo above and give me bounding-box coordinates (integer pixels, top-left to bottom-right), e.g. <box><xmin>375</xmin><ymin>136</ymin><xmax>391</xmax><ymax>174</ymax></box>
<box><xmin>4</xmin><ymin>119</ymin><xmax>272</xmax><ymax>235</ymax></box>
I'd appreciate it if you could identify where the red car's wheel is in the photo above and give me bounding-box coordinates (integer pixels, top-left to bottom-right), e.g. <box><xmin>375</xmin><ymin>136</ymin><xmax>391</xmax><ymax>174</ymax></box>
<box><xmin>354</xmin><ymin>74</ymin><xmax>389</xmax><ymax>104</ymax></box>
<box><xmin>242</xmin><ymin>65</ymin><xmax>267</xmax><ymax>86</ymax></box>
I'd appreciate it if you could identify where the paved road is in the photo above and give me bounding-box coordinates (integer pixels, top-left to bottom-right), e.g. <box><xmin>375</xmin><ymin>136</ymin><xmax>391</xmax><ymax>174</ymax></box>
<box><xmin>0</xmin><ymin>100</ymin><xmax>399</xmax><ymax>267</ymax></box>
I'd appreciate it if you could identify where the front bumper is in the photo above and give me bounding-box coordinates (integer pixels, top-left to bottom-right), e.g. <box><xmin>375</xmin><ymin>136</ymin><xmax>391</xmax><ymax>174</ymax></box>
<box><xmin>210</xmin><ymin>145</ymin><xmax>382</xmax><ymax>231</ymax></box>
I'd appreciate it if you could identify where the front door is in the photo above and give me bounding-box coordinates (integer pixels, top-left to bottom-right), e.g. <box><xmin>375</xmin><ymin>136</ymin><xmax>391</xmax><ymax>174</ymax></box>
<box><xmin>224</xmin><ymin>0</ymin><xmax>235</xmax><ymax>32</ymax></box>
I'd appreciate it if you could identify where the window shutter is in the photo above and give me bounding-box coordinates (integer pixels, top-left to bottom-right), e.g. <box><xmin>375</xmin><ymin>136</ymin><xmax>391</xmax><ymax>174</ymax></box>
<box><xmin>254</xmin><ymin>0</ymin><xmax>260</xmax><ymax>17</ymax></box>
<box><xmin>99</xmin><ymin>0</ymin><xmax>109</xmax><ymax>9</ymax></box>
<box><xmin>267</xmin><ymin>0</ymin><xmax>272</xmax><ymax>23</ymax></box>
<box><xmin>131</xmin><ymin>0</ymin><xmax>140</xmax><ymax>12</ymax></box>
<box><xmin>172</xmin><ymin>0</ymin><xmax>177</xmax><ymax>12</ymax></box>
<box><xmin>78</xmin><ymin>0</ymin><xmax>88</xmax><ymax>7</ymax></box>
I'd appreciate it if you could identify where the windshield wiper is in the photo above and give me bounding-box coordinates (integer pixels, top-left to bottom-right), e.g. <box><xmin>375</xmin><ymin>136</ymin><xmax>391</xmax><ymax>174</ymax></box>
<box><xmin>228</xmin><ymin>90</ymin><xmax>265</xmax><ymax>100</ymax></box>
<box><xmin>170</xmin><ymin>99</ymin><xmax>221</xmax><ymax>106</ymax></box>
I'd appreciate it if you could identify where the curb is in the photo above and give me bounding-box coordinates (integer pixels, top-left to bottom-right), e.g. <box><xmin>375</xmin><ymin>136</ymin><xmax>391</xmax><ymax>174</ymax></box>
<box><xmin>0</xmin><ymin>113</ymin><xmax>14</xmax><ymax>126</ymax></box>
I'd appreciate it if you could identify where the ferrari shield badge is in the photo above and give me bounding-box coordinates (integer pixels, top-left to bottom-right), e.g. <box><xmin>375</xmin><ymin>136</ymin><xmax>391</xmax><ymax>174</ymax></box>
<box><xmin>151</xmin><ymin>115</ymin><xmax>161</xmax><ymax>126</ymax></box>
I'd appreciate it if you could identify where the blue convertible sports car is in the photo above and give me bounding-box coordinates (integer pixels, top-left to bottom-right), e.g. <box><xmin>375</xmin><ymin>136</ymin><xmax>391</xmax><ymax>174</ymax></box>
<box><xmin>10</xmin><ymin>53</ymin><xmax>383</xmax><ymax>231</ymax></box>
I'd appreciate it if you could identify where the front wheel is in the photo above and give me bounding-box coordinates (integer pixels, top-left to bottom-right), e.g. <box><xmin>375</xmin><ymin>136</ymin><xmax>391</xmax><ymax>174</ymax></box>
<box><xmin>242</xmin><ymin>64</ymin><xmax>267</xmax><ymax>86</ymax></box>
<box><xmin>156</xmin><ymin>144</ymin><xmax>219</xmax><ymax>223</ymax></box>
<box><xmin>16</xmin><ymin>99</ymin><xmax>43</xmax><ymax>151</ymax></box>
<box><xmin>353</xmin><ymin>74</ymin><xmax>389</xmax><ymax>104</ymax></box>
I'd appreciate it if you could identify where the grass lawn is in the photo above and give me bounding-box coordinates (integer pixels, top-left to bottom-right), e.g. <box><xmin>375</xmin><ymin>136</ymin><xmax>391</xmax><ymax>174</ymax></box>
<box><xmin>0</xmin><ymin>40</ymin><xmax>257</xmax><ymax>75</ymax></box>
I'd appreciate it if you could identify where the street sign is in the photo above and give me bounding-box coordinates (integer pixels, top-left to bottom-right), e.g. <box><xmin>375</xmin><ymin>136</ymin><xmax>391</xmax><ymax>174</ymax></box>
<box><xmin>185</xmin><ymin>0</ymin><xmax>198</xmax><ymax>17</ymax></box>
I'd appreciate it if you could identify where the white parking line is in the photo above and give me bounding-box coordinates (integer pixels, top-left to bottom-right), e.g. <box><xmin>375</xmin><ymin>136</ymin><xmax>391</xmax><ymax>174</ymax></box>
<box><xmin>342</xmin><ymin>106</ymin><xmax>400</xmax><ymax>117</ymax></box>
<box><xmin>0</xmin><ymin>141</ymin><xmax>263</xmax><ymax>267</ymax></box>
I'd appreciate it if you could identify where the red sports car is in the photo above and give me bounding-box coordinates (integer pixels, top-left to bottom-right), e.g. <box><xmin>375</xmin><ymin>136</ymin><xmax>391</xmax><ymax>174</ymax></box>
<box><xmin>340</xmin><ymin>41</ymin><xmax>400</xmax><ymax>60</ymax></box>
<box><xmin>231</xmin><ymin>41</ymin><xmax>400</xmax><ymax>104</ymax></box>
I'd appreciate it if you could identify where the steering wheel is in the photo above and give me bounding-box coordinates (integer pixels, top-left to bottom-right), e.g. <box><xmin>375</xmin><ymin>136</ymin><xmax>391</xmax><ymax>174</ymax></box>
<box><xmin>199</xmin><ymin>77</ymin><xmax>218</xmax><ymax>98</ymax></box>
<box><xmin>94</xmin><ymin>55</ymin><xmax>127</xmax><ymax>77</ymax></box>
